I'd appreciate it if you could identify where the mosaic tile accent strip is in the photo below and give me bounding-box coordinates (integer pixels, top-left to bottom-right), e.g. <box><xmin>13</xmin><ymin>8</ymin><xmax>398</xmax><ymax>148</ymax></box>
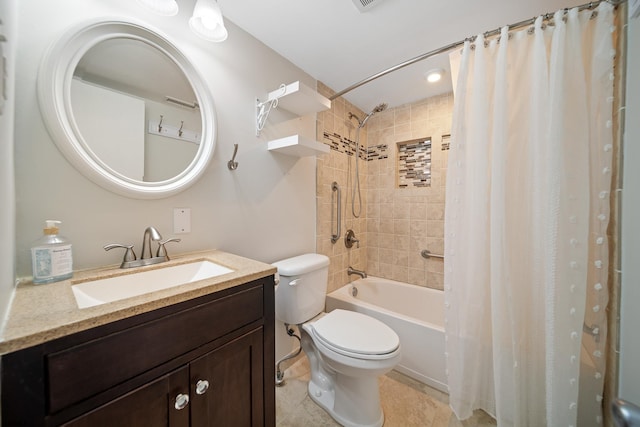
<box><xmin>322</xmin><ymin>131</ymin><xmax>388</xmax><ymax>161</ymax></box>
<box><xmin>366</xmin><ymin>144</ymin><xmax>388</xmax><ymax>161</ymax></box>
<box><xmin>397</xmin><ymin>138</ymin><xmax>432</xmax><ymax>188</ymax></box>
<box><xmin>441</xmin><ymin>134</ymin><xmax>451</xmax><ymax>151</ymax></box>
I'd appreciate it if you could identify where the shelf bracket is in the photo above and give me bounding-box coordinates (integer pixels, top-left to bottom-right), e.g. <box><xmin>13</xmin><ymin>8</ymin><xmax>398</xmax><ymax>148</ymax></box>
<box><xmin>256</xmin><ymin>84</ymin><xmax>287</xmax><ymax>136</ymax></box>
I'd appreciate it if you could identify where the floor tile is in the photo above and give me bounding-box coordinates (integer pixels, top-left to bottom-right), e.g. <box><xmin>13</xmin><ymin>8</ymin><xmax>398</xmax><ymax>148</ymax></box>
<box><xmin>276</xmin><ymin>356</ymin><xmax>496</xmax><ymax>427</ymax></box>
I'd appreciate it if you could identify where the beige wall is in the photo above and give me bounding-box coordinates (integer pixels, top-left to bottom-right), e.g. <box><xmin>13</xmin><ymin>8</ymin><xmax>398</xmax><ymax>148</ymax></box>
<box><xmin>316</xmin><ymin>82</ymin><xmax>368</xmax><ymax>293</ymax></box>
<box><xmin>316</xmin><ymin>83</ymin><xmax>453</xmax><ymax>292</ymax></box>
<box><xmin>0</xmin><ymin>0</ymin><xmax>17</xmax><ymax>321</ymax></box>
<box><xmin>365</xmin><ymin>93</ymin><xmax>453</xmax><ymax>290</ymax></box>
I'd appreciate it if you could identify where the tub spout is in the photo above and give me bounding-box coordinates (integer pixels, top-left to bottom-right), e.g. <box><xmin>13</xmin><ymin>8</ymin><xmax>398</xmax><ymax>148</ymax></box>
<box><xmin>347</xmin><ymin>266</ymin><xmax>367</xmax><ymax>279</ymax></box>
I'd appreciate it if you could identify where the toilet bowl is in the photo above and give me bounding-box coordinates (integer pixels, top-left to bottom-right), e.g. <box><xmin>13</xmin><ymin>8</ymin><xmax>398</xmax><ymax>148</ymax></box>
<box><xmin>273</xmin><ymin>254</ymin><xmax>401</xmax><ymax>427</ymax></box>
<box><xmin>302</xmin><ymin>310</ymin><xmax>401</xmax><ymax>427</ymax></box>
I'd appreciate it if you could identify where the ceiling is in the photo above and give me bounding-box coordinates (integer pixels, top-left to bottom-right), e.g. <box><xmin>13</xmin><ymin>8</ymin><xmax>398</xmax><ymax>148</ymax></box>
<box><xmin>222</xmin><ymin>0</ymin><xmax>586</xmax><ymax>112</ymax></box>
<box><xmin>75</xmin><ymin>38</ymin><xmax>195</xmax><ymax>105</ymax></box>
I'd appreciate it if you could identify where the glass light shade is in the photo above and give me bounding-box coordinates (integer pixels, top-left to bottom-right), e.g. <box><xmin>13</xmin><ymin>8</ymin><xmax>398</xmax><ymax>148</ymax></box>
<box><xmin>189</xmin><ymin>0</ymin><xmax>228</xmax><ymax>42</ymax></box>
<box><xmin>135</xmin><ymin>0</ymin><xmax>179</xmax><ymax>16</ymax></box>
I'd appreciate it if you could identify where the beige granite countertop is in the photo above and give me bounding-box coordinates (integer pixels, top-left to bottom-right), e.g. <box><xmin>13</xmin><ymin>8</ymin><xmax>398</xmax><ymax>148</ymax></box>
<box><xmin>0</xmin><ymin>250</ymin><xmax>276</xmax><ymax>355</ymax></box>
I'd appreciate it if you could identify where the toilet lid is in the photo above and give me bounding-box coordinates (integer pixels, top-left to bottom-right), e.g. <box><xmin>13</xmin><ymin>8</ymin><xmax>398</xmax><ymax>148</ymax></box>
<box><xmin>311</xmin><ymin>310</ymin><xmax>399</xmax><ymax>357</ymax></box>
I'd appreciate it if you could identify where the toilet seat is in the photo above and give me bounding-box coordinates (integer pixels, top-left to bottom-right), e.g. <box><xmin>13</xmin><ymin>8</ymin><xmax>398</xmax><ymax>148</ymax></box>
<box><xmin>309</xmin><ymin>309</ymin><xmax>400</xmax><ymax>360</ymax></box>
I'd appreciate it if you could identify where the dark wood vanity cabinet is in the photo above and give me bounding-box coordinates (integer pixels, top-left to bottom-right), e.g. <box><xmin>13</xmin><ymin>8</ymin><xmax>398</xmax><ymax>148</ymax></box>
<box><xmin>1</xmin><ymin>276</ymin><xmax>275</xmax><ymax>427</ymax></box>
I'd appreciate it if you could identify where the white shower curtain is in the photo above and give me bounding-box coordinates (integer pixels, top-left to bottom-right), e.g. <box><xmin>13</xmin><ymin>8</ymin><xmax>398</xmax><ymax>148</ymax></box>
<box><xmin>444</xmin><ymin>3</ymin><xmax>615</xmax><ymax>426</ymax></box>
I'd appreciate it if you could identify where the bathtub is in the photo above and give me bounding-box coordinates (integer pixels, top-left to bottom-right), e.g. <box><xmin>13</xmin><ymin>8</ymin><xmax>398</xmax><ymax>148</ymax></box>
<box><xmin>326</xmin><ymin>277</ymin><xmax>447</xmax><ymax>392</ymax></box>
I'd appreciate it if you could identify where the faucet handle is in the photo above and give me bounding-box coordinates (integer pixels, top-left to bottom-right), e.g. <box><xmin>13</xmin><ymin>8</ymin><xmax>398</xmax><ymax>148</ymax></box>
<box><xmin>156</xmin><ymin>238</ymin><xmax>181</xmax><ymax>259</ymax></box>
<box><xmin>104</xmin><ymin>244</ymin><xmax>137</xmax><ymax>264</ymax></box>
<box><xmin>345</xmin><ymin>230</ymin><xmax>360</xmax><ymax>249</ymax></box>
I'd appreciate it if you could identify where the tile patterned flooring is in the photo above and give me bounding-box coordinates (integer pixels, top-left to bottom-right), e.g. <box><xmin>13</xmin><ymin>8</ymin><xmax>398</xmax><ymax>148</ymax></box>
<box><xmin>276</xmin><ymin>356</ymin><xmax>497</xmax><ymax>427</ymax></box>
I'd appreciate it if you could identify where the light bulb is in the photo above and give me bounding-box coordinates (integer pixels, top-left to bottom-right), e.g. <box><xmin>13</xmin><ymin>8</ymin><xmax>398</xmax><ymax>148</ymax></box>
<box><xmin>425</xmin><ymin>69</ymin><xmax>445</xmax><ymax>83</ymax></box>
<box><xmin>427</xmin><ymin>73</ymin><xmax>442</xmax><ymax>83</ymax></box>
<box><xmin>201</xmin><ymin>16</ymin><xmax>219</xmax><ymax>30</ymax></box>
<box><xmin>190</xmin><ymin>0</ymin><xmax>228</xmax><ymax>42</ymax></box>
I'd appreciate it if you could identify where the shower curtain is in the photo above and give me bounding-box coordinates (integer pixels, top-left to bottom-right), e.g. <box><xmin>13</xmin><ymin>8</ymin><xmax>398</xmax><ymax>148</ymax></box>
<box><xmin>444</xmin><ymin>3</ymin><xmax>615</xmax><ymax>426</ymax></box>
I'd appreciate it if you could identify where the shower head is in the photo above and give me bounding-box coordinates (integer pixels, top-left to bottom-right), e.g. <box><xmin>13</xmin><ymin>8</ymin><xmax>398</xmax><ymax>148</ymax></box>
<box><xmin>359</xmin><ymin>102</ymin><xmax>388</xmax><ymax>128</ymax></box>
<box><xmin>348</xmin><ymin>102</ymin><xmax>388</xmax><ymax>128</ymax></box>
<box><xmin>372</xmin><ymin>103</ymin><xmax>388</xmax><ymax>113</ymax></box>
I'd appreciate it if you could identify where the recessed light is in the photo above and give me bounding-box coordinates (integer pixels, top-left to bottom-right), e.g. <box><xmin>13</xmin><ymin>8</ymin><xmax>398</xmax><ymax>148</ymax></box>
<box><xmin>425</xmin><ymin>68</ymin><xmax>445</xmax><ymax>83</ymax></box>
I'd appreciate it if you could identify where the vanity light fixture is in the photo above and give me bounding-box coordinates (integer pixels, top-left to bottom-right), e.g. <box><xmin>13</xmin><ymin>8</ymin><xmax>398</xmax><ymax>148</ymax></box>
<box><xmin>425</xmin><ymin>68</ymin><xmax>445</xmax><ymax>83</ymax></box>
<box><xmin>189</xmin><ymin>0</ymin><xmax>228</xmax><ymax>42</ymax></box>
<box><xmin>135</xmin><ymin>0</ymin><xmax>179</xmax><ymax>16</ymax></box>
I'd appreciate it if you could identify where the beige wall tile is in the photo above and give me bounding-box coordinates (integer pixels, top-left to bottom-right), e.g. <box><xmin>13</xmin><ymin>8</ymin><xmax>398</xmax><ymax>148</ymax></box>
<box><xmin>317</xmin><ymin>84</ymin><xmax>453</xmax><ymax>291</ymax></box>
<box><xmin>408</xmin><ymin>267</ymin><xmax>427</xmax><ymax>287</ymax></box>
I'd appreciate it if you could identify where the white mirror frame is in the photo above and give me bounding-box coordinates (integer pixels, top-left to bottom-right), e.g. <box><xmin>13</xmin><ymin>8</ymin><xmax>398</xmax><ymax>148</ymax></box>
<box><xmin>37</xmin><ymin>18</ymin><xmax>217</xmax><ymax>199</ymax></box>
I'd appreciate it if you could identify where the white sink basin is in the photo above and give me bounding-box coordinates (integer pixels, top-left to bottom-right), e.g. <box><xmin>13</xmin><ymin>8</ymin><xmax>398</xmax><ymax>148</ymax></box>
<box><xmin>72</xmin><ymin>260</ymin><xmax>234</xmax><ymax>309</ymax></box>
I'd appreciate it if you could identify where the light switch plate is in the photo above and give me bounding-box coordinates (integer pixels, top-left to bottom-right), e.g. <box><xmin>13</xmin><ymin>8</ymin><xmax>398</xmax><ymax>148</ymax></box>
<box><xmin>173</xmin><ymin>208</ymin><xmax>191</xmax><ymax>234</ymax></box>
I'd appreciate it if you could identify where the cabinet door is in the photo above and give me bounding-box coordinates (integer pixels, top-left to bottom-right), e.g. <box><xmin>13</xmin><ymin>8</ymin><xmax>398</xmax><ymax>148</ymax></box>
<box><xmin>190</xmin><ymin>328</ymin><xmax>264</xmax><ymax>427</ymax></box>
<box><xmin>62</xmin><ymin>366</ymin><xmax>190</xmax><ymax>427</ymax></box>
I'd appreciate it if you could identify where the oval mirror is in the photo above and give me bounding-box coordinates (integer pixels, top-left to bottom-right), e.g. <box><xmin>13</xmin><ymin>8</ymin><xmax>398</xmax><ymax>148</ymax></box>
<box><xmin>37</xmin><ymin>19</ymin><xmax>217</xmax><ymax>199</ymax></box>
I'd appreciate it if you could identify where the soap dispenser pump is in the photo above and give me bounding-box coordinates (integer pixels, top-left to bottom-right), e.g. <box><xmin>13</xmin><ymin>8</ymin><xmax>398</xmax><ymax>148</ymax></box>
<box><xmin>30</xmin><ymin>220</ymin><xmax>73</xmax><ymax>284</ymax></box>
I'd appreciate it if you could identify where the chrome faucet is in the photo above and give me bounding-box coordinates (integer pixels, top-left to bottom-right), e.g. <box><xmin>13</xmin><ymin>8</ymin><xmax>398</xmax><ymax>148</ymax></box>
<box><xmin>141</xmin><ymin>226</ymin><xmax>162</xmax><ymax>259</ymax></box>
<box><xmin>104</xmin><ymin>226</ymin><xmax>181</xmax><ymax>269</ymax></box>
<box><xmin>347</xmin><ymin>266</ymin><xmax>367</xmax><ymax>279</ymax></box>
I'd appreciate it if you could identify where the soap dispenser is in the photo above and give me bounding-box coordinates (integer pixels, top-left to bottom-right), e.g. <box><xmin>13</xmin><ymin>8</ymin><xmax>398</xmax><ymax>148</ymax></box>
<box><xmin>30</xmin><ymin>220</ymin><xmax>73</xmax><ymax>284</ymax></box>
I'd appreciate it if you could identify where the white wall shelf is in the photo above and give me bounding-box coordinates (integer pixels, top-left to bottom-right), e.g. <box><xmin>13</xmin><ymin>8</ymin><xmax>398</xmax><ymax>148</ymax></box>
<box><xmin>268</xmin><ymin>135</ymin><xmax>330</xmax><ymax>158</ymax></box>
<box><xmin>258</xmin><ymin>81</ymin><xmax>331</xmax><ymax>157</ymax></box>
<box><xmin>267</xmin><ymin>81</ymin><xmax>331</xmax><ymax>116</ymax></box>
<box><xmin>256</xmin><ymin>81</ymin><xmax>331</xmax><ymax>137</ymax></box>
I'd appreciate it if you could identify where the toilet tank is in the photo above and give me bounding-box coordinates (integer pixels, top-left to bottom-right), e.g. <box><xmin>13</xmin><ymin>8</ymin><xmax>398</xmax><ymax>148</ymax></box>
<box><xmin>272</xmin><ymin>254</ymin><xmax>330</xmax><ymax>325</ymax></box>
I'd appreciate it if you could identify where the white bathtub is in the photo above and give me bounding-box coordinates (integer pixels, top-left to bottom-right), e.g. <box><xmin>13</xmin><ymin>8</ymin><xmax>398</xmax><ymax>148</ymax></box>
<box><xmin>326</xmin><ymin>277</ymin><xmax>447</xmax><ymax>392</ymax></box>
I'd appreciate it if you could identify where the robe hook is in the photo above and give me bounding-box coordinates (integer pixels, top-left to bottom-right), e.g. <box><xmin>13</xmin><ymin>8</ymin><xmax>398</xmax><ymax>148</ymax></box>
<box><xmin>178</xmin><ymin>120</ymin><xmax>184</xmax><ymax>137</ymax></box>
<box><xmin>158</xmin><ymin>115</ymin><xmax>164</xmax><ymax>132</ymax></box>
<box><xmin>228</xmin><ymin>143</ymin><xmax>239</xmax><ymax>170</ymax></box>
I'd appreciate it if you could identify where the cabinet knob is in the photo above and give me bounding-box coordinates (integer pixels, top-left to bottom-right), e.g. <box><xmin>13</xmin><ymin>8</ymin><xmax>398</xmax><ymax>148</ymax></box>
<box><xmin>174</xmin><ymin>393</ymin><xmax>190</xmax><ymax>410</ymax></box>
<box><xmin>195</xmin><ymin>379</ymin><xmax>210</xmax><ymax>395</ymax></box>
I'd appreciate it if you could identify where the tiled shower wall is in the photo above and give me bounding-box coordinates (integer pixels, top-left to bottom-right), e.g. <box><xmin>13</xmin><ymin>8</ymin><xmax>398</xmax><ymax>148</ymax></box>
<box><xmin>316</xmin><ymin>82</ymin><xmax>453</xmax><ymax>292</ymax></box>
<box><xmin>365</xmin><ymin>94</ymin><xmax>453</xmax><ymax>290</ymax></box>
<box><xmin>316</xmin><ymin>82</ymin><xmax>368</xmax><ymax>293</ymax></box>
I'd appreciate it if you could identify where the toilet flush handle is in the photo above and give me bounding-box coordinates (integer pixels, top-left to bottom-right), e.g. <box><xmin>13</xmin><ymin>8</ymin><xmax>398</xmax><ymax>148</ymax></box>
<box><xmin>289</xmin><ymin>278</ymin><xmax>301</xmax><ymax>286</ymax></box>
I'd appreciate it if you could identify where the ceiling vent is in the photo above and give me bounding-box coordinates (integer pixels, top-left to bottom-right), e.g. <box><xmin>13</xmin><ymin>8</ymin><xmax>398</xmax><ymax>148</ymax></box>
<box><xmin>351</xmin><ymin>0</ymin><xmax>385</xmax><ymax>13</ymax></box>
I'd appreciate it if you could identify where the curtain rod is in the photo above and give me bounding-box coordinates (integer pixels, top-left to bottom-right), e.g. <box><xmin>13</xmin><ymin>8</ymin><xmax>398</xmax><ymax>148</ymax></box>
<box><xmin>329</xmin><ymin>0</ymin><xmax>623</xmax><ymax>101</ymax></box>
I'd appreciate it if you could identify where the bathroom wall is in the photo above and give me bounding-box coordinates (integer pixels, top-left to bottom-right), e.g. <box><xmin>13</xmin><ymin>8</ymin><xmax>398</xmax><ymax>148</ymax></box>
<box><xmin>315</xmin><ymin>84</ymin><xmax>453</xmax><ymax>292</ymax></box>
<box><xmin>364</xmin><ymin>94</ymin><xmax>453</xmax><ymax>290</ymax></box>
<box><xmin>13</xmin><ymin>0</ymin><xmax>319</xmax><ymax>281</ymax></box>
<box><xmin>316</xmin><ymin>82</ymin><xmax>368</xmax><ymax>293</ymax></box>
<box><xmin>619</xmin><ymin>11</ymin><xmax>640</xmax><ymax>404</ymax></box>
<box><xmin>0</xmin><ymin>0</ymin><xmax>17</xmax><ymax>322</ymax></box>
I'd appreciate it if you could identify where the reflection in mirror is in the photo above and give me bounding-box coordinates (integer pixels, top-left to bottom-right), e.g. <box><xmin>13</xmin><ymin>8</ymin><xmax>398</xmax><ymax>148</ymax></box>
<box><xmin>71</xmin><ymin>38</ymin><xmax>202</xmax><ymax>182</ymax></box>
<box><xmin>38</xmin><ymin>19</ymin><xmax>216</xmax><ymax>199</ymax></box>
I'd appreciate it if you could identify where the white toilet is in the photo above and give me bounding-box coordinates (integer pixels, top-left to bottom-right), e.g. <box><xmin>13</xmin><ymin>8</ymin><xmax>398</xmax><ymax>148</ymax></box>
<box><xmin>273</xmin><ymin>253</ymin><xmax>401</xmax><ymax>427</ymax></box>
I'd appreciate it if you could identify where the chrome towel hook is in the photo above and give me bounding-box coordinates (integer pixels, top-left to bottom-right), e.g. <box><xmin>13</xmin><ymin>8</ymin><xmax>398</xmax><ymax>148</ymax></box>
<box><xmin>227</xmin><ymin>143</ymin><xmax>239</xmax><ymax>170</ymax></box>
